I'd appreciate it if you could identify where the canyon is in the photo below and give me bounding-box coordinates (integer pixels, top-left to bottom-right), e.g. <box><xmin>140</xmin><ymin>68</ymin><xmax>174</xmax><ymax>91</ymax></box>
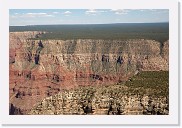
<box><xmin>9</xmin><ymin>31</ymin><xmax>169</xmax><ymax>115</ymax></box>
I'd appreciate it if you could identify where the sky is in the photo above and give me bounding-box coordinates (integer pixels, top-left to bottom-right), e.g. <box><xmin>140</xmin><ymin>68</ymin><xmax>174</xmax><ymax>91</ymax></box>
<box><xmin>9</xmin><ymin>9</ymin><xmax>169</xmax><ymax>26</ymax></box>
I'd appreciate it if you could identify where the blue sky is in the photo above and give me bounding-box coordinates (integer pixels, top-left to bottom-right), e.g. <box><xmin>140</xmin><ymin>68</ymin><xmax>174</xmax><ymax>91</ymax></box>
<box><xmin>9</xmin><ymin>9</ymin><xmax>169</xmax><ymax>26</ymax></box>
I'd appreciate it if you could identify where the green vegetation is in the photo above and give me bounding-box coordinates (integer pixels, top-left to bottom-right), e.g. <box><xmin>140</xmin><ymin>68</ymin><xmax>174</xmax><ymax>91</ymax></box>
<box><xmin>125</xmin><ymin>71</ymin><xmax>169</xmax><ymax>97</ymax></box>
<box><xmin>10</xmin><ymin>23</ymin><xmax>169</xmax><ymax>42</ymax></box>
<box><xmin>63</xmin><ymin>71</ymin><xmax>168</xmax><ymax>100</ymax></box>
<box><xmin>73</xmin><ymin>71</ymin><xmax>169</xmax><ymax>97</ymax></box>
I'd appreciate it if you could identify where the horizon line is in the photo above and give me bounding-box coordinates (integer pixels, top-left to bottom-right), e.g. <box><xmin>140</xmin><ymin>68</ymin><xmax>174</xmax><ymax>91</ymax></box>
<box><xmin>9</xmin><ymin>22</ymin><xmax>169</xmax><ymax>27</ymax></box>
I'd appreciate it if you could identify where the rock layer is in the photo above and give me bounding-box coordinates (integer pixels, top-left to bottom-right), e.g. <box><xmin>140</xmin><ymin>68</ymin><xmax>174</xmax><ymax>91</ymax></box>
<box><xmin>9</xmin><ymin>31</ymin><xmax>169</xmax><ymax>114</ymax></box>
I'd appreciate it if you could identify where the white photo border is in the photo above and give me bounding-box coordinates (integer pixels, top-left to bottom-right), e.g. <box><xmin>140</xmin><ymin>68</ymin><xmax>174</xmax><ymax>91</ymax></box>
<box><xmin>0</xmin><ymin>0</ymin><xmax>179</xmax><ymax>125</ymax></box>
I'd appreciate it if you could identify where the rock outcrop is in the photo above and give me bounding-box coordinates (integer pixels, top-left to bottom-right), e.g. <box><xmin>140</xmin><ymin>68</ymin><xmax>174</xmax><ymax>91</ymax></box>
<box><xmin>29</xmin><ymin>85</ymin><xmax>169</xmax><ymax>115</ymax></box>
<box><xmin>9</xmin><ymin>31</ymin><xmax>169</xmax><ymax>114</ymax></box>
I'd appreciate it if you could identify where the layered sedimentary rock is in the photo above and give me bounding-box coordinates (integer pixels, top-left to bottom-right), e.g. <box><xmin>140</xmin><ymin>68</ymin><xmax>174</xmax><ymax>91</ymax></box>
<box><xmin>9</xmin><ymin>31</ymin><xmax>45</xmax><ymax>63</ymax></box>
<box><xmin>9</xmin><ymin>31</ymin><xmax>169</xmax><ymax>114</ymax></box>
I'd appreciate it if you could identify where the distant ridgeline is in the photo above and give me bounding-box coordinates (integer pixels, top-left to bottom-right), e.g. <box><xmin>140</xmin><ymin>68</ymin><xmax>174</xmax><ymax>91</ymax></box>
<box><xmin>9</xmin><ymin>23</ymin><xmax>169</xmax><ymax>42</ymax></box>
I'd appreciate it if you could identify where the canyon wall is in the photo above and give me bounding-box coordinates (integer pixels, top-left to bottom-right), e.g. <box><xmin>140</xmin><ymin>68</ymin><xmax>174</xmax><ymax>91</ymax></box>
<box><xmin>9</xmin><ymin>31</ymin><xmax>169</xmax><ymax>114</ymax></box>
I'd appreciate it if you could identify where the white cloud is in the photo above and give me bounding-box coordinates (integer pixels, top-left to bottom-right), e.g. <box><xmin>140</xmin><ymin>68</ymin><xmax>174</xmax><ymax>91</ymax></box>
<box><xmin>45</xmin><ymin>15</ymin><xmax>54</xmax><ymax>17</ymax></box>
<box><xmin>26</xmin><ymin>12</ymin><xmax>54</xmax><ymax>17</ymax></box>
<box><xmin>11</xmin><ymin>12</ymin><xmax>54</xmax><ymax>18</ymax></box>
<box><xmin>110</xmin><ymin>9</ymin><xmax>119</xmax><ymax>11</ymax></box>
<box><xmin>85</xmin><ymin>9</ymin><xmax>107</xmax><ymax>15</ymax></box>
<box><xmin>99</xmin><ymin>10</ymin><xmax>107</xmax><ymax>13</ymax></box>
<box><xmin>115</xmin><ymin>11</ymin><xmax>127</xmax><ymax>15</ymax></box>
<box><xmin>27</xmin><ymin>13</ymin><xmax>47</xmax><ymax>15</ymax></box>
<box><xmin>85</xmin><ymin>9</ymin><xmax>96</xmax><ymax>13</ymax></box>
<box><xmin>63</xmin><ymin>11</ymin><xmax>72</xmax><ymax>14</ymax></box>
<box><xmin>110</xmin><ymin>9</ymin><xmax>129</xmax><ymax>15</ymax></box>
<box><xmin>53</xmin><ymin>12</ymin><xmax>59</xmax><ymax>14</ymax></box>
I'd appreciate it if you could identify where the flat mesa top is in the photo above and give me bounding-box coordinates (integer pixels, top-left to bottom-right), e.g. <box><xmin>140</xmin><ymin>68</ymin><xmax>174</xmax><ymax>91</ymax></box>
<box><xmin>9</xmin><ymin>23</ymin><xmax>169</xmax><ymax>42</ymax></box>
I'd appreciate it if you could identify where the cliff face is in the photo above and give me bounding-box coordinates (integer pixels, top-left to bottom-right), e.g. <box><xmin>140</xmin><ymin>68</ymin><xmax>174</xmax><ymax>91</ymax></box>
<box><xmin>9</xmin><ymin>31</ymin><xmax>169</xmax><ymax>114</ymax></box>
<box><xmin>9</xmin><ymin>31</ymin><xmax>44</xmax><ymax>63</ymax></box>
